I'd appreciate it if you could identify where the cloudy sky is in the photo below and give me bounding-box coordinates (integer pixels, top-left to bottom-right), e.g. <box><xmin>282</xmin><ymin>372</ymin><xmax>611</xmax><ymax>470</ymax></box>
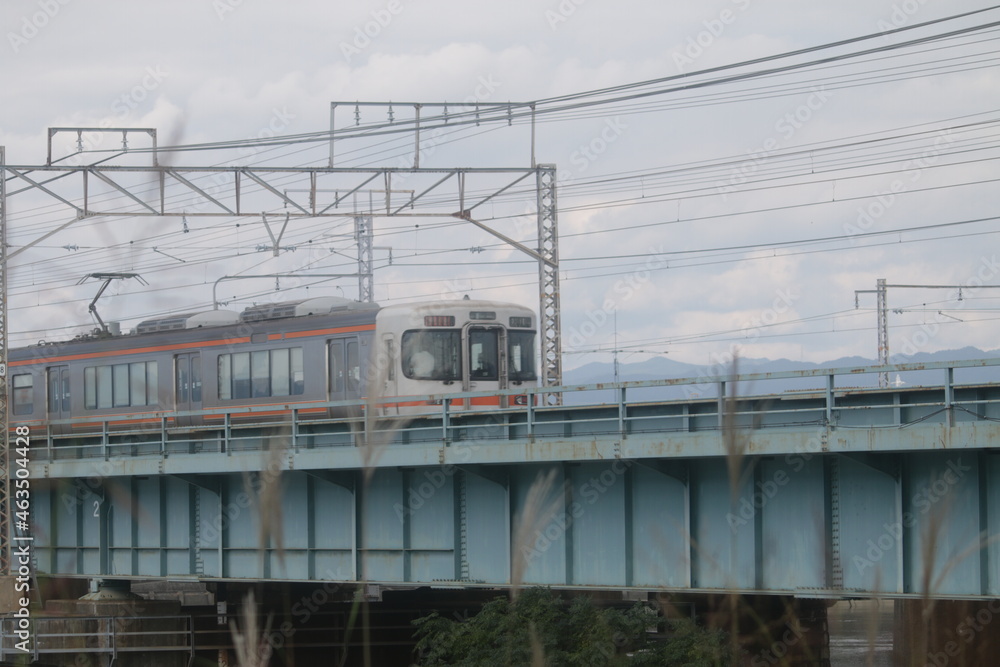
<box><xmin>2</xmin><ymin>0</ymin><xmax>999</xmax><ymax>372</ymax></box>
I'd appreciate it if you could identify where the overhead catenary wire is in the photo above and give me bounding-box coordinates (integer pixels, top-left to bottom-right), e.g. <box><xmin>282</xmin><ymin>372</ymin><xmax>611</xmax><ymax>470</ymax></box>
<box><xmin>24</xmin><ymin>5</ymin><xmax>998</xmax><ymax>160</ymax></box>
<box><xmin>3</xmin><ymin>9</ymin><xmax>985</xmax><ymax>354</ymax></box>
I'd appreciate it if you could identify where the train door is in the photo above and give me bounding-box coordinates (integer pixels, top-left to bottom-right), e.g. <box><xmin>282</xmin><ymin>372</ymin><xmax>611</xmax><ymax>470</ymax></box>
<box><xmin>346</xmin><ymin>339</ymin><xmax>360</xmax><ymax>399</ymax></box>
<box><xmin>329</xmin><ymin>337</ymin><xmax>361</xmax><ymax>406</ymax></box>
<box><xmin>329</xmin><ymin>339</ymin><xmax>345</xmax><ymax>405</ymax></box>
<box><xmin>47</xmin><ymin>365</ymin><xmax>71</xmax><ymax>434</ymax></box>
<box><xmin>175</xmin><ymin>353</ymin><xmax>202</xmax><ymax>427</ymax></box>
<box><xmin>465</xmin><ymin>326</ymin><xmax>506</xmax><ymax>409</ymax></box>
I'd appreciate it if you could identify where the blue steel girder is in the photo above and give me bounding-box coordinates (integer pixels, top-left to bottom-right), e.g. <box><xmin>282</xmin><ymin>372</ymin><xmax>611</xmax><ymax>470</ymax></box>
<box><xmin>26</xmin><ymin>442</ymin><xmax>1000</xmax><ymax>599</ymax></box>
<box><xmin>20</xmin><ymin>357</ymin><xmax>1000</xmax><ymax>599</ymax></box>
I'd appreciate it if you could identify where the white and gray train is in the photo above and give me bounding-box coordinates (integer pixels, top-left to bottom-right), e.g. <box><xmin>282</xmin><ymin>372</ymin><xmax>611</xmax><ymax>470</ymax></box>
<box><xmin>10</xmin><ymin>297</ymin><xmax>538</xmax><ymax>434</ymax></box>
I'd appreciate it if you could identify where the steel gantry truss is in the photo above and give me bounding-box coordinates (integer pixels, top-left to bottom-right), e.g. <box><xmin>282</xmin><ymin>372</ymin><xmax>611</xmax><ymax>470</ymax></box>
<box><xmin>0</xmin><ymin>145</ymin><xmax>564</xmax><ymax>570</ymax></box>
<box><xmin>855</xmin><ymin>278</ymin><xmax>1000</xmax><ymax>388</ymax></box>
<box><xmin>355</xmin><ymin>215</ymin><xmax>374</xmax><ymax>303</ymax></box>
<box><xmin>536</xmin><ymin>168</ymin><xmax>561</xmax><ymax>391</ymax></box>
<box><xmin>1</xmin><ymin>161</ymin><xmax>562</xmax><ymax>382</ymax></box>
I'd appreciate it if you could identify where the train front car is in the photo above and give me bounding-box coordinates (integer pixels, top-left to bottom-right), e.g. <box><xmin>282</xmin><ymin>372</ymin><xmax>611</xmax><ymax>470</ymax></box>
<box><xmin>374</xmin><ymin>300</ymin><xmax>538</xmax><ymax>413</ymax></box>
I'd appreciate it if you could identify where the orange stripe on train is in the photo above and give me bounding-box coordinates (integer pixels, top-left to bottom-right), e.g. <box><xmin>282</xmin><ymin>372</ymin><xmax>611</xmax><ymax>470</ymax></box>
<box><xmin>10</xmin><ymin>324</ymin><xmax>376</xmax><ymax>366</ymax></box>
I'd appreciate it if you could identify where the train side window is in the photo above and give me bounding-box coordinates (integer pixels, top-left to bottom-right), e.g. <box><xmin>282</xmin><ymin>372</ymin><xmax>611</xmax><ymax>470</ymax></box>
<box><xmin>113</xmin><ymin>364</ymin><xmax>129</xmax><ymax>407</ymax></box>
<box><xmin>12</xmin><ymin>374</ymin><xmax>33</xmax><ymax>415</ymax></box>
<box><xmin>148</xmin><ymin>362</ymin><xmax>159</xmax><ymax>404</ymax></box>
<box><xmin>84</xmin><ymin>367</ymin><xmax>97</xmax><ymax>409</ymax></box>
<box><xmin>291</xmin><ymin>347</ymin><xmax>304</xmax><ymax>395</ymax></box>
<box><xmin>218</xmin><ymin>355</ymin><xmax>232</xmax><ymax>400</ymax></box>
<box><xmin>129</xmin><ymin>362</ymin><xmax>148</xmax><ymax>406</ymax></box>
<box><xmin>84</xmin><ymin>362</ymin><xmax>159</xmax><ymax>409</ymax></box>
<box><xmin>251</xmin><ymin>350</ymin><xmax>270</xmax><ymax>398</ymax></box>
<box><xmin>218</xmin><ymin>347</ymin><xmax>304</xmax><ymax>399</ymax></box>
<box><xmin>232</xmin><ymin>352</ymin><xmax>251</xmax><ymax>399</ymax></box>
<box><xmin>271</xmin><ymin>348</ymin><xmax>290</xmax><ymax>397</ymax></box>
<box><xmin>96</xmin><ymin>366</ymin><xmax>112</xmax><ymax>408</ymax></box>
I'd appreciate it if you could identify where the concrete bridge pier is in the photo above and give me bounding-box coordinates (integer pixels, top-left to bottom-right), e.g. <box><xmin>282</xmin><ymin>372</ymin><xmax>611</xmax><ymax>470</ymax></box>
<box><xmin>1</xmin><ymin>578</ymin><xmax>190</xmax><ymax>667</ymax></box>
<box><xmin>893</xmin><ymin>598</ymin><xmax>1000</xmax><ymax>666</ymax></box>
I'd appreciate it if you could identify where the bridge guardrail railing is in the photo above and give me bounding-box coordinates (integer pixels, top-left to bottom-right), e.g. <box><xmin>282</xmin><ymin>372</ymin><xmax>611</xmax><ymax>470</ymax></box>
<box><xmin>0</xmin><ymin>614</ymin><xmax>194</xmax><ymax>663</ymax></box>
<box><xmin>20</xmin><ymin>357</ymin><xmax>1000</xmax><ymax>461</ymax></box>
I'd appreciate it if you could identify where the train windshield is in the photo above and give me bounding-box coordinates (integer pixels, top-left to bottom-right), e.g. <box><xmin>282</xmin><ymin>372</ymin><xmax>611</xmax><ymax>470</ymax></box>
<box><xmin>508</xmin><ymin>330</ymin><xmax>537</xmax><ymax>382</ymax></box>
<box><xmin>402</xmin><ymin>330</ymin><xmax>461</xmax><ymax>381</ymax></box>
<box><xmin>468</xmin><ymin>328</ymin><xmax>499</xmax><ymax>380</ymax></box>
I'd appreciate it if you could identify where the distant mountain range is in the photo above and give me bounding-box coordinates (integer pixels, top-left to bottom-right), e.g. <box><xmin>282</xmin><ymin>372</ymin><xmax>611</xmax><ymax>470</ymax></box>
<box><xmin>561</xmin><ymin>347</ymin><xmax>1000</xmax><ymax>403</ymax></box>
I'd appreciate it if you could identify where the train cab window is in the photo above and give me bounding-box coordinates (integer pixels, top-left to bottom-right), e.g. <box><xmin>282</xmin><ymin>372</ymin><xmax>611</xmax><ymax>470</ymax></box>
<box><xmin>84</xmin><ymin>361</ymin><xmax>158</xmax><ymax>409</ymax></box>
<box><xmin>508</xmin><ymin>331</ymin><xmax>538</xmax><ymax>382</ymax></box>
<box><xmin>12</xmin><ymin>374</ymin><xmax>33</xmax><ymax>415</ymax></box>
<box><xmin>401</xmin><ymin>330</ymin><xmax>461</xmax><ymax>381</ymax></box>
<box><xmin>468</xmin><ymin>328</ymin><xmax>499</xmax><ymax>380</ymax></box>
<box><xmin>218</xmin><ymin>347</ymin><xmax>304</xmax><ymax>400</ymax></box>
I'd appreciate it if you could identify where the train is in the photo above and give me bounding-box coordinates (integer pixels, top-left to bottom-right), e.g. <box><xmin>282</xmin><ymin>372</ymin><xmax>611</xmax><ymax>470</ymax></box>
<box><xmin>9</xmin><ymin>297</ymin><xmax>538</xmax><ymax>435</ymax></box>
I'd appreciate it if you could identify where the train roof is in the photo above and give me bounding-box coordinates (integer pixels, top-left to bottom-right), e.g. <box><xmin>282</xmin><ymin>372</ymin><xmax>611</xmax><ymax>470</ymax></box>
<box><xmin>134</xmin><ymin>310</ymin><xmax>241</xmax><ymax>334</ymax></box>
<box><xmin>10</xmin><ymin>297</ymin><xmax>534</xmax><ymax>363</ymax></box>
<box><xmin>240</xmin><ymin>296</ymin><xmax>378</xmax><ymax>322</ymax></box>
<box><xmin>10</xmin><ymin>298</ymin><xmax>381</xmax><ymax>363</ymax></box>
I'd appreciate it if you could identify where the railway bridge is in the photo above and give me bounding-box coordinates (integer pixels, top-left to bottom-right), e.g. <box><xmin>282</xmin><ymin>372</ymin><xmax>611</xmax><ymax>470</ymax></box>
<box><xmin>6</xmin><ymin>357</ymin><xmax>1000</xmax><ymax>664</ymax></box>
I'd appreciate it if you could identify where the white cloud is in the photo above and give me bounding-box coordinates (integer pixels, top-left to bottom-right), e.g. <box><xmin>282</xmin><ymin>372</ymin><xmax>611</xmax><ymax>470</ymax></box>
<box><xmin>1</xmin><ymin>0</ymin><xmax>998</xmax><ymax>369</ymax></box>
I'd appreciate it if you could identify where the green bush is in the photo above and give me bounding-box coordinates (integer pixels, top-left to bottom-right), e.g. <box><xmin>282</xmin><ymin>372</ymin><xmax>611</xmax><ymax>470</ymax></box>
<box><xmin>412</xmin><ymin>587</ymin><xmax>729</xmax><ymax>666</ymax></box>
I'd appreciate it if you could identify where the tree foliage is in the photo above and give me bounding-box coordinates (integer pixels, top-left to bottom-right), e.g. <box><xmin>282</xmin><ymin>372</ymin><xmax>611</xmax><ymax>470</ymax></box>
<box><xmin>412</xmin><ymin>587</ymin><xmax>730</xmax><ymax>666</ymax></box>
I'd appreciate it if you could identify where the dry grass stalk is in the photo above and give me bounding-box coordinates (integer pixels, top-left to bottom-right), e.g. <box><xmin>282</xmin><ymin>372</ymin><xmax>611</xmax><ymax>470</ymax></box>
<box><xmin>255</xmin><ymin>427</ymin><xmax>289</xmax><ymax>570</ymax></box>
<box><xmin>230</xmin><ymin>590</ymin><xmax>274</xmax><ymax>667</ymax></box>
<box><xmin>510</xmin><ymin>468</ymin><xmax>561</xmax><ymax>599</ymax></box>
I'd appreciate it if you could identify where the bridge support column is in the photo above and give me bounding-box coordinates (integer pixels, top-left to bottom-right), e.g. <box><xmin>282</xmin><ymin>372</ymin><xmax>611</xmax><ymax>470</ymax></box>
<box><xmin>894</xmin><ymin>598</ymin><xmax>1000</xmax><ymax>666</ymax></box>
<box><xmin>8</xmin><ymin>581</ymin><xmax>191</xmax><ymax>667</ymax></box>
